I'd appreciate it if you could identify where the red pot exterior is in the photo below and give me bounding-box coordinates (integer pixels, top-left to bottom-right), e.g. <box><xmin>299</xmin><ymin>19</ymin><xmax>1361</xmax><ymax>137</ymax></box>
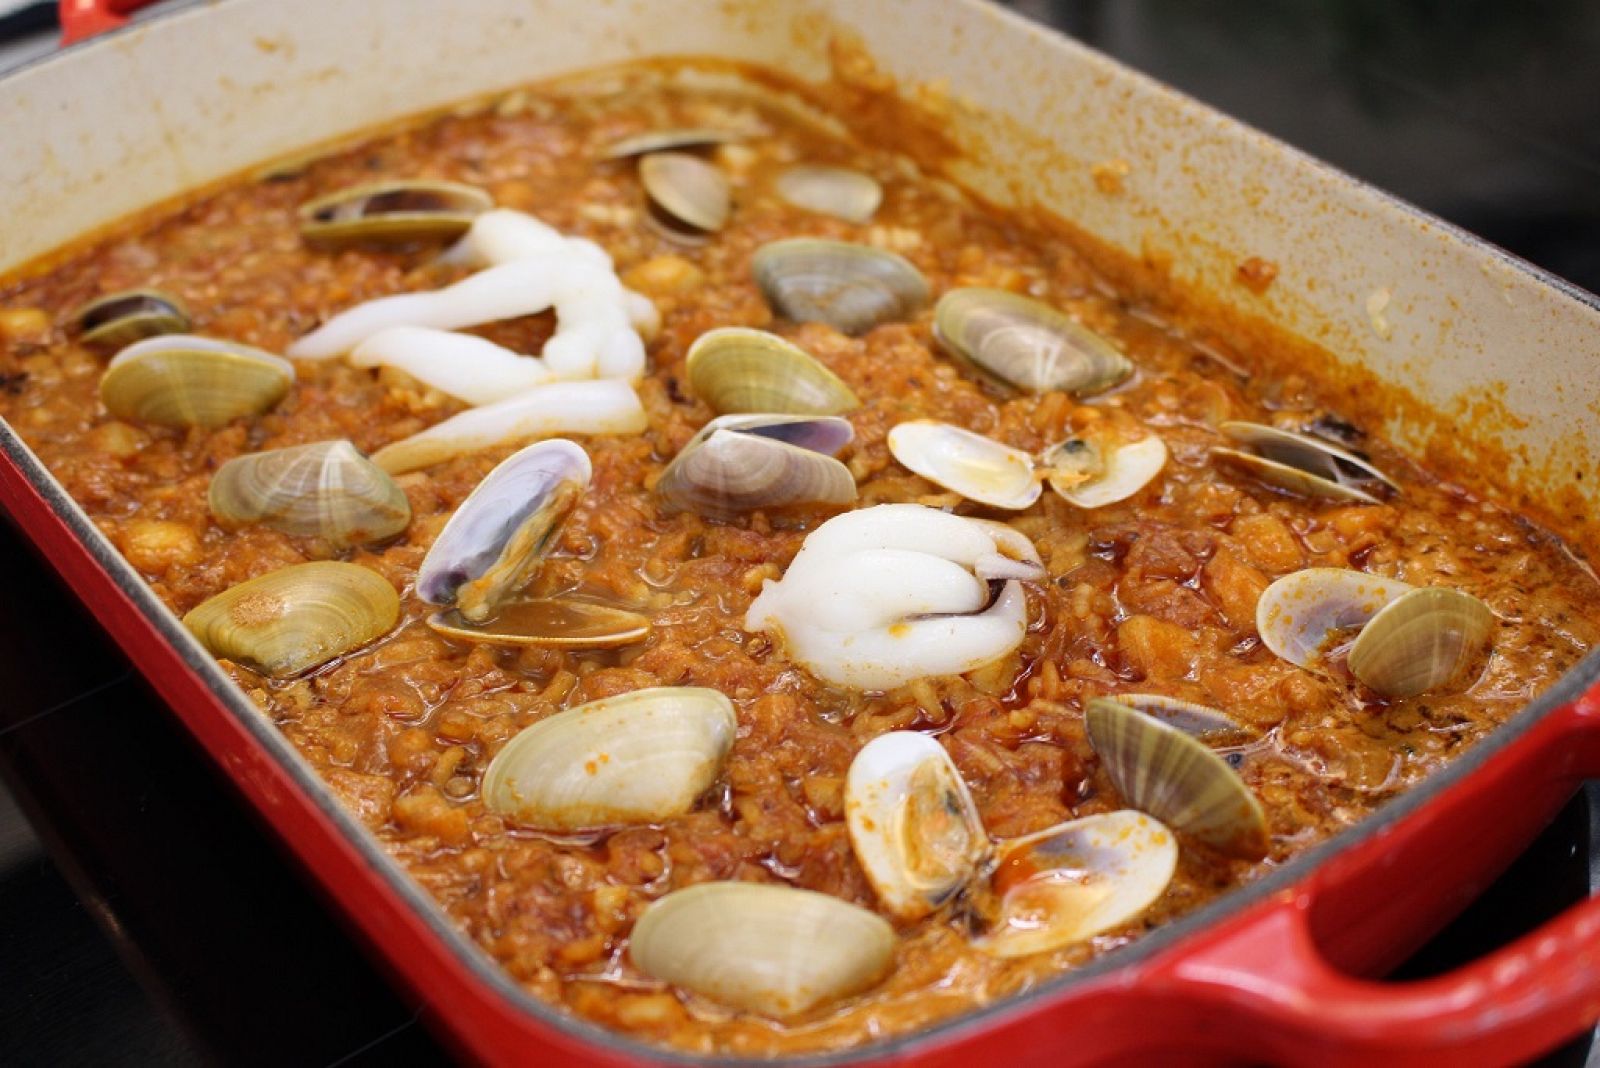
<box><xmin>16</xmin><ymin>3</ymin><xmax>1600</xmax><ymax>1065</ymax></box>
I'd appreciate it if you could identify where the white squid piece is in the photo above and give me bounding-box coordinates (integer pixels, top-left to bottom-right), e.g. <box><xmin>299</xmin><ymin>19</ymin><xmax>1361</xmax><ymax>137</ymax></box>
<box><xmin>370</xmin><ymin>378</ymin><xmax>647</xmax><ymax>475</ymax></box>
<box><xmin>744</xmin><ymin>504</ymin><xmax>1044</xmax><ymax>690</ymax></box>
<box><xmin>350</xmin><ymin>326</ymin><xmax>556</xmax><ymax>405</ymax></box>
<box><xmin>445</xmin><ymin>209</ymin><xmax>660</xmax><ymax>338</ymax></box>
<box><xmin>289</xmin><ymin>210</ymin><xmax>657</xmax><ymax>378</ymax></box>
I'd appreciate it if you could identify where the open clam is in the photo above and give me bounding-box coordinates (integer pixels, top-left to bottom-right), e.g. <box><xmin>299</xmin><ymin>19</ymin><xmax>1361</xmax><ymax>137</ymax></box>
<box><xmin>886</xmin><ymin>420</ymin><xmax>1166</xmax><ymax>511</ymax></box>
<box><xmin>752</xmin><ymin>238</ymin><xmax>929</xmax><ymax>336</ymax></box>
<box><xmin>974</xmin><ymin>810</ymin><xmax>1178</xmax><ymax>958</ymax></box>
<box><xmin>599</xmin><ymin>127</ymin><xmax>743</xmax><ymax>160</ymax></box>
<box><xmin>1255</xmin><ymin>568</ymin><xmax>1414</xmax><ymax>669</ymax></box>
<box><xmin>1213</xmin><ymin>421</ymin><xmax>1397</xmax><ymax>504</ymax></box>
<box><xmin>182</xmin><ymin>561</ymin><xmax>399</xmax><ymax>678</ymax></box>
<box><xmin>209</xmin><ymin>439</ymin><xmax>411</xmax><ymax>549</ymax></box>
<box><xmin>685</xmin><ymin>327</ymin><xmax>860</xmax><ymax>415</ymax></box>
<box><xmin>774</xmin><ymin>165</ymin><xmax>882</xmax><ymax>224</ymax></box>
<box><xmin>482</xmin><ymin>687</ymin><xmax>736</xmax><ymax>830</ymax></box>
<box><xmin>640</xmin><ymin>151</ymin><xmax>731</xmax><ymax>240</ymax></box>
<box><xmin>629</xmin><ymin>882</ymin><xmax>895</xmax><ymax>1017</ymax></box>
<box><xmin>415</xmin><ymin>439</ymin><xmax>589</xmax><ymax>621</ymax></box>
<box><xmin>71</xmin><ymin>289</ymin><xmax>190</xmax><ymax>350</ymax></box>
<box><xmin>886</xmin><ymin>420</ymin><xmax>1041</xmax><ymax>510</ymax></box>
<box><xmin>1041</xmin><ymin>433</ymin><xmax>1168</xmax><ymax>509</ymax></box>
<box><xmin>656</xmin><ymin>414</ymin><xmax>857</xmax><ymax>521</ymax></box>
<box><xmin>934</xmin><ymin>288</ymin><xmax>1132</xmax><ymax>396</ymax></box>
<box><xmin>100</xmin><ymin>335</ymin><xmax>294</xmax><ymax>428</ymax></box>
<box><xmin>298</xmin><ymin>179</ymin><xmax>492</xmax><ymax>246</ymax></box>
<box><xmin>1256</xmin><ymin>569</ymin><xmax>1493</xmax><ymax>697</ymax></box>
<box><xmin>845</xmin><ymin>731</ymin><xmax>989</xmax><ymax>921</ymax></box>
<box><xmin>1085</xmin><ymin>698</ymin><xmax>1269</xmax><ymax>860</ymax></box>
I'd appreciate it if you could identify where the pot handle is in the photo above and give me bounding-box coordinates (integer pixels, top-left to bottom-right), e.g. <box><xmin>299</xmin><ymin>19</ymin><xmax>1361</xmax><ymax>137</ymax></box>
<box><xmin>58</xmin><ymin>0</ymin><xmax>157</xmax><ymax>44</ymax></box>
<box><xmin>1146</xmin><ymin>682</ymin><xmax>1600</xmax><ymax>1068</ymax></box>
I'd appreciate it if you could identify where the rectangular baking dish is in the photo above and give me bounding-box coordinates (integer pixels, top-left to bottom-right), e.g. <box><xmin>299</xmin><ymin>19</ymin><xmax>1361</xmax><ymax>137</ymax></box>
<box><xmin>4</xmin><ymin>1</ymin><xmax>1600</xmax><ymax>1064</ymax></box>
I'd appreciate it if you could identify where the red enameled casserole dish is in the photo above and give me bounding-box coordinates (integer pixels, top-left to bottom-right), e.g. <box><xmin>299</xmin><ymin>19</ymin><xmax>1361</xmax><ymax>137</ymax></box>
<box><xmin>5</xmin><ymin>1</ymin><xmax>1600</xmax><ymax>1064</ymax></box>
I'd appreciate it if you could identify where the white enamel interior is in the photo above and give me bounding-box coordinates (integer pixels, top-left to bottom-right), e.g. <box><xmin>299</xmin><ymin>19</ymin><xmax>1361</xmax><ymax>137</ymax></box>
<box><xmin>0</xmin><ymin>0</ymin><xmax>1596</xmax><ymax>538</ymax></box>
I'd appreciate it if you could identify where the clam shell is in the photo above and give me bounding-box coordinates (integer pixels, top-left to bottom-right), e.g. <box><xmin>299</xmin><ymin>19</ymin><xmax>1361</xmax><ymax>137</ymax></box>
<box><xmin>1256</xmin><ymin>568</ymin><xmax>1414</xmax><ymax>669</ymax></box>
<box><xmin>482</xmin><ymin>687</ymin><xmax>736</xmax><ymax>830</ymax></box>
<box><xmin>656</xmin><ymin>414</ymin><xmax>857</xmax><ymax>521</ymax></box>
<box><xmin>100</xmin><ymin>335</ymin><xmax>294</xmax><ymax>428</ymax></box>
<box><xmin>600</xmin><ymin>127</ymin><xmax>744</xmax><ymax>160</ymax></box>
<box><xmin>774</xmin><ymin>165</ymin><xmax>882</xmax><ymax>223</ymax></box>
<box><xmin>975</xmin><ymin>810</ymin><xmax>1177</xmax><ymax>958</ymax></box>
<box><xmin>1085</xmin><ymin>698</ymin><xmax>1268</xmax><ymax>859</ymax></box>
<box><xmin>298</xmin><ymin>179</ymin><xmax>492</xmax><ymax>246</ymax></box>
<box><xmin>629</xmin><ymin>882</ymin><xmax>895</xmax><ymax>1017</ymax></box>
<box><xmin>181</xmin><ymin>561</ymin><xmax>399</xmax><ymax>678</ymax></box>
<box><xmin>752</xmin><ymin>238</ymin><xmax>929</xmax><ymax>336</ymax></box>
<box><xmin>845</xmin><ymin>731</ymin><xmax>989</xmax><ymax>920</ymax></box>
<box><xmin>208</xmin><ymin>440</ymin><xmax>410</xmax><ymax>549</ymax></box>
<box><xmin>1044</xmin><ymin>434</ymin><xmax>1167</xmax><ymax>508</ymax></box>
<box><xmin>1214</xmin><ymin>421</ymin><xmax>1396</xmax><ymax>504</ymax></box>
<box><xmin>415</xmin><ymin>439</ymin><xmax>590</xmax><ymax>621</ymax></box>
<box><xmin>886</xmin><ymin>420</ymin><xmax>1041</xmax><ymax>510</ymax></box>
<box><xmin>685</xmin><ymin>327</ymin><xmax>860</xmax><ymax>415</ymax></box>
<box><xmin>639</xmin><ymin>151</ymin><xmax>731</xmax><ymax>237</ymax></box>
<box><xmin>1347</xmin><ymin>587</ymin><xmax>1493</xmax><ymax>697</ymax></box>
<box><xmin>71</xmin><ymin>289</ymin><xmax>190</xmax><ymax>351</ymax></box>
<box><xmin>934</xmin><ymin>288</ymin><xmax>1132</xmax><ymax>395</ymax></box>
<box><xmin>426</xmin><ymin>598</ymin><xmax>652</xmax><ymax>649</ymax></box>
<box><xmin>1109</xmin><ymin>694</ymin><xmax>1254</xmax><ymax>745</ymax></box>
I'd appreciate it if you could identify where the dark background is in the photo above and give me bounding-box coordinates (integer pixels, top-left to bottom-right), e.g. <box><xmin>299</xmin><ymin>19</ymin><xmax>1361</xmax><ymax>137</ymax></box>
<box><xmin>2</xmin><ymin>1</ymin><xmax>1598</xmax><ymax>1065</ymax></box>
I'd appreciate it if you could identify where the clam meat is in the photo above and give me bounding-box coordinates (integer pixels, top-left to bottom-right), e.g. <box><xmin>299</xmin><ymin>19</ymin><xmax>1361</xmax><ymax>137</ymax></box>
<box><xmin>1041</xmin><ymin>432</ymin><xmax>1168</xmax><ymax>509</ymax></box>
<box><xmin>629</xmin><ymin>882</ymin><xmax>895</xmax><ymax>1017</ymax></box>
<box><xmin>845</xmin><ymin>731</ymin><xmax>989</xmax><ymax>920</ymax></box>
<box><xmin>71</xmin><ymin>289</ymin><xmax>190</xmax><ymax>351</ymax></box>
<box><xmin>655</xmin><ymin>414</ymin><xmax>857</xmax><ymax>521</ymax></box>
<box><xmin>752</xmin><ymin>238</ymin><xmax>929</xmax><ymax>336</ymax></box>
<box><xmin>208</xmin><ymin>439</ymin><xmax>410</xmax><ymax>549</ymax></box>
<box><xmin>685</xmin><ymin>327</ymin><xmax>859</xmax><ymax>416</ymax></box>
<box><xmin>934</xmin><ymin>288</ymin><xmax>1132</xmax><ymax>396</ymax></box>
<box><xmin>745</xmin><ymin>504</ymin><xmax>1043</xmax><ymax>690</ymax></box>
<box><xmin>415</xmin><ymin>438</ymin><xmax>590</xmax><ymax>621</ymax></box>
<box><xmin>182</xmin><ymin>561</ymin><xmax>399</xmax><ymax>678</ymax></box>
<box><xmin>1085</xmin><ymin>698</ymin><xmax>1268</xmax><ymax>859</ymax></box>
<box><xmin>298</xmin><ymin>179</ymin><xmax>492</xmax><ymax>246</ymax></box>
<box><xmin>482</xmin><ymin>687</ymin><xmax>735</xmax><ymax>830</ymax></box>
<box><xmin>100</xmin><ymin>335</ymin><xmax>294</xmax><ymax>428</ymax></box>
